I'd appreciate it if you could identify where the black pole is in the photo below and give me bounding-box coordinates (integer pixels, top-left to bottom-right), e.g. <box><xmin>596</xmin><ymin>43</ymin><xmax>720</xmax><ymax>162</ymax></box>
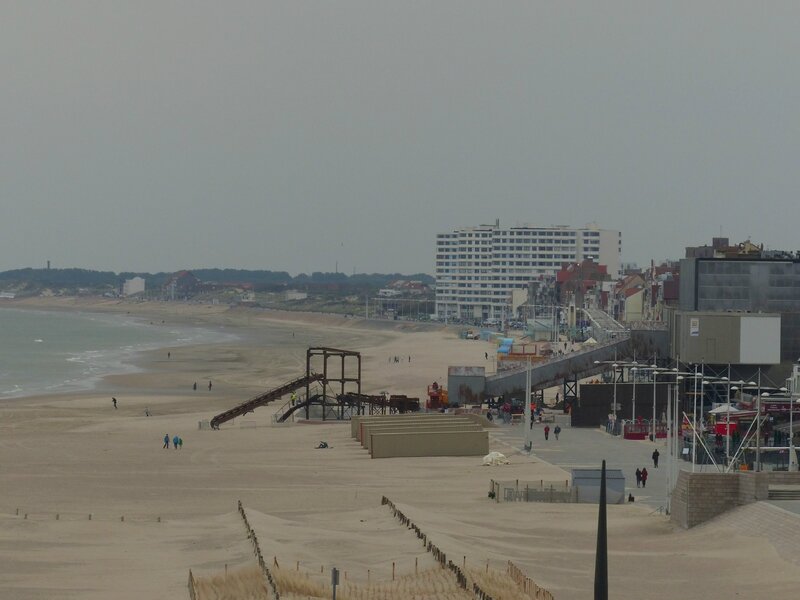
<box><xmin>594</xmin><ymin>459</ymin><xmax>608</xmax><ymax>600</ymax></box>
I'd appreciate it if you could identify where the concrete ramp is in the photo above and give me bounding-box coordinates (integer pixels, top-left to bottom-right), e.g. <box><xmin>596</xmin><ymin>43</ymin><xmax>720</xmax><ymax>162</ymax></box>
<box><xmin>694</xmin><ymin>502</ymin><xmax>800</xmax><ymax>566</ymax></box>
<box><xmin>485</xmin><ymin>335</ymin><xmax>633</xmax><ymax>397</ymax></box>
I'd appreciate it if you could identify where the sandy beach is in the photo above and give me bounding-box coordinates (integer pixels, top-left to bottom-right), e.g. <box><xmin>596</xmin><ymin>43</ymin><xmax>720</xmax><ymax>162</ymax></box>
<box><xmin>1</xmin><ymin>298</ymin><xmax>799</xmax><ymax>599</ymax></box>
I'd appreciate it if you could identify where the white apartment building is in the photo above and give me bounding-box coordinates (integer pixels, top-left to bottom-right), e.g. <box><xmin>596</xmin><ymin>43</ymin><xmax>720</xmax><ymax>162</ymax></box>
<box><xmin>435</xmin><ymin>221</ymin><xmax>621</xmax><ymax>321</ymax></box>
<box><xmin>122</xmin><ymin>276</ymin><xmax>146</xmax><ymax>296</ymax></box>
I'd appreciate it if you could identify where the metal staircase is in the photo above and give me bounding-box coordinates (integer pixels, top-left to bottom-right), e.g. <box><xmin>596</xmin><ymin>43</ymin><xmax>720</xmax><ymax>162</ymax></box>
<box><xmin>210</xmin><ymin>373</ymin><xmax>323</xmax><ymax>429</ymax></box>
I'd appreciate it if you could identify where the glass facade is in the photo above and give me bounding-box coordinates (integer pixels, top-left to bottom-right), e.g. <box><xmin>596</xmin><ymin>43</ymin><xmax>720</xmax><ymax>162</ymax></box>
<box><xmin>692</xmin><ymin>259</ymin><xmax>800</xmax><ymax>362</ymax></box>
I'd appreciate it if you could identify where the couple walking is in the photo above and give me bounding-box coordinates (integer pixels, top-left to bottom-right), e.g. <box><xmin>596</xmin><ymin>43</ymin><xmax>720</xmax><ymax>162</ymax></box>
<box><xmin>542</xmin><ymin>425</ymin><xmax>561</xmax><ymax>441</ymax></box>
<box><xmin>635</xmin><ymin>467</ymin><xmax>649</xmax><ymax>488</ymax></box>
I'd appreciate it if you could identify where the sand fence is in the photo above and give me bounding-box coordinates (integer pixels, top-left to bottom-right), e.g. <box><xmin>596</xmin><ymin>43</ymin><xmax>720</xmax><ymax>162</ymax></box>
<box><xmin>6</xmin><ymin>506</ymin><xmax>163</xmax><ymax>523</ymax></box>
<box><xmin>189</xmin><ymin>497</ymin><xmax>555</xmax><ymax>600</ymax></box>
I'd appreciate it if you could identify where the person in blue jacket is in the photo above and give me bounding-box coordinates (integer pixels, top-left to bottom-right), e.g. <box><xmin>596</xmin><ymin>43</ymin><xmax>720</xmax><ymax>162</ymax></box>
<box><xmin>173</xmin><ymin>435</ymin><xmax>180</xmax><ymax>450</ymax></box>
<box><xmin>163</xmin><ymin>434</ymin><xmax>170</xmax><ymax>449</ymax></box>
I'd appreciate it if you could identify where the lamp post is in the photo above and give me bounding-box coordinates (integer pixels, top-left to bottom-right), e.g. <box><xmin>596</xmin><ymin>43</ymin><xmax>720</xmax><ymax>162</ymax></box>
<box><xmin>692</xmin><ymin>364</ymin><xmax>698</xmax><ymax>472</ymax></box>
<box><xmin>594</xmin><ymin>359</ymin><xmax>620</xmax><ymax>430</ymax></box>
<box><xmin>651</xmin><ymin>364</ymin><xmax>660</xmax><ymax>444</ymax></box>
<box><xmin>524</xmin><ymin>356</ymin><xmax>532</xmax><ymax>451</ymax></box>
<box><xmin>785</xmin><ymin>381</ymin><xmax>795</xmax><ymax>471</ymax></box>
<box><xmin>727</xmin><ymin>384</ymin><xmax>739</xmax><ymax>469</ymax></box>
<box><xmin>666</xmin><ymin>372</ymin><xmax>684</xmax><ymax>513</ymax></box>
<box><xmin>630</xmin><ymin>363</ymin><xmax>638</xmax><ymax>421</ymax></box>
<box><xmin>757</xmin><ymin>368</ymin><xmax>762</xmax><ymax>471</ymax></box>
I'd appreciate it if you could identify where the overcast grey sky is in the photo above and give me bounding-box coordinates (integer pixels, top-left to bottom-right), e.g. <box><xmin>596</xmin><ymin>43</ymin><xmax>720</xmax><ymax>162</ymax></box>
<box><xmin>1</xmin><ymin>2</ymin><xmax>798</xmax><ymax>275</ymax></box>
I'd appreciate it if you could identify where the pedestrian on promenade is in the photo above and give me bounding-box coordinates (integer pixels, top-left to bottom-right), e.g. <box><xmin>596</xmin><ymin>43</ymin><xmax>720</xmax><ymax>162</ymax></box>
<box><xmin>544</xmin><ymin>425</ymin><xmax>550</xmax><ymax>441</ymax></box>
<box><xmin>652</xmin><ymin>449</ymin><xmax>660</xmax><ymax>468</ymax></box>
<box><xmin>163</xmin><ymin>434</ymin><xmax>170</xmax><ymax>449</ymax></box>
<box><xmin>291</xmin><ymin>391</ymin><xmax>297</xmax><ymax>406</ymax></box>
<box><xmin>641</xmin><ymin>467</ymin><xmax>649</xmax><ymax>488</ymax></box>
<box><xmin>173</xmin><ymin>435</ymin><xmax>179</xmax><ymax>449</ymax></box>
<box><xmin>554</xmin><ymin>425</ymin><xmax>561</xmax><ymax>440</ymax></box>
<box><xmin>635</xmin><ymin>468</ymin><xmax>642</xmax><ymax>487</ymax></box>
<box><xmin>112</xmin><ymin>397</ymin><xmax>117</xmax><ymax>409</ymax></box>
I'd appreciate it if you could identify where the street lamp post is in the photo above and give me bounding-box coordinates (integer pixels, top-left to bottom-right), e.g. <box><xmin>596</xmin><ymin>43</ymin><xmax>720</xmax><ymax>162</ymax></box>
<box><xmin>524</xmin><ymin>356</ymin><xmax>532</xmax><ymax>451</ymax></box>
<box><xmin>666</xmin><ymin>372</ymin><xmax>684</xmax><ymax>513</ymax></box>
<box><xmin>692</xmin><ymin>364</ymin><xmax>699</xmax><ymax>472</ymax></box>
<box><xmin>786</xmin><ymin>379</ymin><xmax>795</xmax><ymax>472</ymax></box>
<box><xmin>612</xmin><ymin>363</ymin><xmax>618</xmax><ymax>429</ymax></box>
<box><xmin>651</xmin><ymin>364</ymin><xmax>659</xmax><ymax>444</ymax></box>
<box><xmin>757</xmin><ymin>368</ymin><xmax>763</xmax><ymax>471</ymax></box>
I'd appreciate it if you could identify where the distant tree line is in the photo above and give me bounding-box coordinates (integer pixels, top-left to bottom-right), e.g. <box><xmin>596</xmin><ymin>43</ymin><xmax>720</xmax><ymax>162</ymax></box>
<box><xmin>0</xmin><ymin>267</ymin><xmax>433</xmax><ymax>292</ymax></box>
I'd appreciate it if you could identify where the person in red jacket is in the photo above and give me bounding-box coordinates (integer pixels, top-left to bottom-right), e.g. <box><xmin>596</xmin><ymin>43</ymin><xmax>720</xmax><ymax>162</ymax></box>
<box><xmin>544</xmin><ymin>425</ymin><xmax>551</xmax><ymax>441</ymax></box>
<box><xmin>641</xmin><ymin>467</ymin><xmax>649</xmax><ymax>488</ymax></box>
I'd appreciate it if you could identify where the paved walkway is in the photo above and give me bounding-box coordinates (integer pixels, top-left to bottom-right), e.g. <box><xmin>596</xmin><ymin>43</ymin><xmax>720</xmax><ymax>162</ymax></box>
<box><xmin>492</xmin><ymin>421</ymin><xmax>674</xmax><ymax>509</ymax></box>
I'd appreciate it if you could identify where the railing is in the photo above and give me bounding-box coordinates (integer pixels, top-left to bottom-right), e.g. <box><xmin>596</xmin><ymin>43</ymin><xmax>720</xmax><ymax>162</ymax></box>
<box><xmin>487</xmin><ymin>333</ymin><xmax>630</xmax><ymax>381</ymax></box>
<box><xmin>489</xmin><ymin>479</ymin><xmax>574</xmax><ymax>503</ymax></box>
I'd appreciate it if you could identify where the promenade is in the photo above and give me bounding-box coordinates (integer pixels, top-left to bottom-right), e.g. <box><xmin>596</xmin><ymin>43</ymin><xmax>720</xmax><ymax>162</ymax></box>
<box><xmin>494</xmin><ymin>420</ymin><xmax>674</xmax><ymax>510</ymax></box>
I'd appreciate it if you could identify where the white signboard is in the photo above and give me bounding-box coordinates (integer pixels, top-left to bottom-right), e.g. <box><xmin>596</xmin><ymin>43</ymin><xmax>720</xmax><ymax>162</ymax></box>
<box><xmin>689</xmin><ymin>317</ymin><xmax>700</xmax><ymax>337</ymax></box>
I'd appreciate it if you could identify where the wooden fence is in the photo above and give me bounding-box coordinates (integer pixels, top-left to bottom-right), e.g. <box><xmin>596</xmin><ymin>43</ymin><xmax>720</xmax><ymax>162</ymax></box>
<box><xmin>238</xmin><ymin>500</ymin><xmax>281</xmax><ymax>599</ymax></box>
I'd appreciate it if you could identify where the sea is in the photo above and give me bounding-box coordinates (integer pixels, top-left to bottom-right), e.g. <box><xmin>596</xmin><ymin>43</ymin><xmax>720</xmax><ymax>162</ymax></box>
<box><xmin>0</xmin><ymin>307</ymin><xmax>237</xmax><ymax>399</ymax></box>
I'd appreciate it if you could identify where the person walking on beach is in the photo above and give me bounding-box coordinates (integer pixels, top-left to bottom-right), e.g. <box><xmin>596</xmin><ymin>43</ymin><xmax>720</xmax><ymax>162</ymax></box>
<box><xmin>208</xmin><ymin>380</ymin><xmax>212</xmax><ymax>391</ymax></box>
<box><xmin>193</xmin><ymin>382</ymin><xmax>197</xmax><ymax>391</ymax></box>
<box><xmin>167</xmin><ymin>351</ymin><xmax>171</xmax><ymax>359</ymax></box>
<box><xmin>178</xmin><ymin>437</ymin><xmax>183</xmax><ymax>449</ymax></box>
<box><xmin>652</xmin><ymin>448</ymin><xmax>660</xmax><ymax>468</ymax></box>
<box><xmin>554</xmin><ymin>425</ymin><xmax>561</xmax><ymax>440</ymax></box>
<box><xmin>641</xmin><ymin>467</ymin><xmax>649</xmax><ymax>488</ymax></box>
<box><xmin>544</xmin><ymin>425</ymin><xmax>550</xmax><ymax>441</ymax></box>
<box><xmin>163</xmin><ymin>434</ymin><xmax>170</xmax><ymax>449</ymax></box>
<box><xmin>635</xmin><ymin>468</ymin><xmax>642</xmax><ymax>487</ymax></box>
<box><xmin>485</xmin><ymin>352</ymin><xmax>488</xmax><ymax>360</ymax></box>
<box><xmin>112</xmin><ymin>397</ymin><xmax>117</xmax><ymax>409</ymax></box>
<box><xmin>173</xmin><ymin>435</ymin><xmax>179</xmax><ymax>450</ymax></box>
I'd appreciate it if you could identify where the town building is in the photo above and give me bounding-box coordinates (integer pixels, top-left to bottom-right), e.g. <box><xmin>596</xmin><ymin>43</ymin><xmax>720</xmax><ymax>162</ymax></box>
<box><xmin>121</xmin><ymin>276</ymin><xmax>145</xmax><ymax>296</ymax></box>
<box><xmin>435</xmin><ymin>220</ymin><xmax>621</xmax><ymax>321</ymax></box>
<box><xmin>678</xmin><ymin>247</ymin><xmax>800</xmax><ymax>366</ymax></box>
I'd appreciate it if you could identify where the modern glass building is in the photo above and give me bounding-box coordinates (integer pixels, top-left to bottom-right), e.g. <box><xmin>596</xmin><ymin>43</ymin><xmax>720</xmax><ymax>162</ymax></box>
<box><xmin>679</xmin><ymin>257</ymin><xmax>800</xmax><ymax>363</ymax></box>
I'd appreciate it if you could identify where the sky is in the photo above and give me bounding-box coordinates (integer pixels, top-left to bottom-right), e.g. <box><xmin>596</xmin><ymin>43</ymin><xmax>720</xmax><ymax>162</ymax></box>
<box><xmin>1</xmin><ymin>2</ymin><xmax>799</xmax><ymax>276</ymax></box>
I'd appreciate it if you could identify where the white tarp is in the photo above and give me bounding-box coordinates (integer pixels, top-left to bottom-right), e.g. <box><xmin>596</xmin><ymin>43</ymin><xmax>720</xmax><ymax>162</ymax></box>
<box><xmin>482</xmin><ymin>451</ymin><xmax>510</xmax><ymax>466</ymax></box>
<box><xmin>708</xmin><ymin>405</ymin><xmax>742</xmax><ymax>415</ymax></box>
